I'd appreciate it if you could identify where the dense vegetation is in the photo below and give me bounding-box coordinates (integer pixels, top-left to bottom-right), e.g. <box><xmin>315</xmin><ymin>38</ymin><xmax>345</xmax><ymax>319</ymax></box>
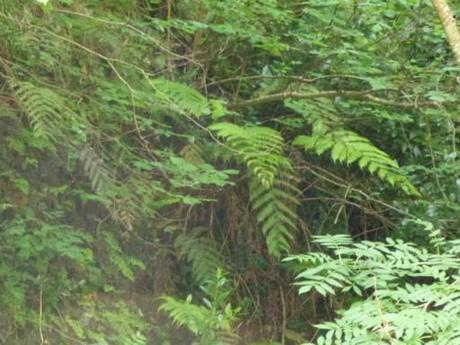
<box><xmin>0</xmin><ymin>0</ymin><xmax>459</xmax><ymax>344</ymax></box>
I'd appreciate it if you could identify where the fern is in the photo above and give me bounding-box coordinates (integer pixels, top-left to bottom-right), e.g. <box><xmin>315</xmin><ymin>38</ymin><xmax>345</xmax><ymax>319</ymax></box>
<box><xmin>287</xmin><ymin>99</ymin><xmax>419</xmax><ymax>196</ymax></box>
<box><xmin>210</xmin><ymin>123</ymin><xmax>300</xmax><ymax>256</ymax></box>
<box><xmin>111</xmin><ymin>194</ymin><xmax>141</xmax><ymax>232</ymax></box>
<box><xmin>159</xmin><ymin>269</ymin><xmax>240</xmax><ymax>345</ymax></box>
<box><xmin>160</xmin><ymin>296</ymin><xmax>239</xmax><ymax>345</ymax></box>
<box><xmin>249</xmin><ymin>169</ymin><xmax>300</xmax><ymax>256</ymax></box>
<box><xmin>79</xmin><ymin>145</ymin><xmax>113</xmax><ymax>193</ymax></box>
<box><xmin>150</xmin><ymin>78</ymin><xmax>210</xmax><ymax>117</ymax></box>
<box><xmin>210</xmin><ymin>122</ymin><xmax>288</xmax><ymax>187</ymax></box>
<box><xmin>104</xmin><ymin>233</ymin><xmax>145</xmax><ymax>281</ymax></box>
<box><xmin>160</xmin><ymin>296</ymin><xmax>214</xmax><ymax>335</ymax></box>
<box><xmin>293</xmin><ymin>128</ymin><xmax>419</xmax><ymax>196</ymax></box>
<box><xmin>286</xmin><ymin>234</ymin><xmax>460</xmax><ymax>345</ymax></box>
<box><xmin>11</xmin><ymin>80</ymin><xmax>77</xmax><ymax>140</ymax></box>
<box><xmin>180</xmin><ymin>143</ymin><xmax>206</xmax><ymax>164</ymax></box>
<box><xmin>175</xmin><ymin>227</ymin><xmax>224</xmax><ymax>283</ymax></box>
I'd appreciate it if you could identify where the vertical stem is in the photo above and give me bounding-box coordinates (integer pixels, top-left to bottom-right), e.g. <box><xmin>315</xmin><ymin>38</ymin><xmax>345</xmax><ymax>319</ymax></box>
<box><xmin>432</xmin><ymin>0</ymin><xmax>460</xmax><ymax>65</ymax></box>
<box><xmin>39</xmin><ymin>288</ymin><xmax>44</xmax><ymax>345</ymax></box>
<box><xmin>166</xmin><ymin>0</ymin><xmax>173</xmax><ymax>79</ymax></box>
<box><xmin>279</xmin><ymin>286</ymin><xmax>287</xmax><ymax>345</ymax></box>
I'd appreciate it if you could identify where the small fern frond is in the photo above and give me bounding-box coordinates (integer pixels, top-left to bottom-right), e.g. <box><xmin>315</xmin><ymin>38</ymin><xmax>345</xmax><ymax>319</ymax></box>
<box><xmin>11</xmin><ymin>80</ymin><xmax>76</xmax><ymax>140</ymax></box>
<box><xmin>151</xmin><ymin>78</ymin><xmax>210</xmax><ymax>117</ymax></box>
<box><xmin>104</xmin><ymin>233</ymin><xmax>145</xmax><ymax>281</ymax></box>
<box><xmin>111</xmin><ymin>195</ymin><xmax>141</xmax><ymax>232</ymax></box>
<box><xmin>160</xmin><ymin>270</ymin><xmax>239</xmax><ymax>344</ymax></box>
<box><xmin>175</xmin><ymin>227</ymin><xmax>224</xmax><ymax>283</ymax></box>
<box><xmin>180</xmin><ymin>143</ymin><xmax>205</xmax><ymax>164</ymax></box>
<box><xmin>79</xmin><ymin>145</ymin><xmax>113</xmax><ymax>193</ymax></box>
<box><xmin>159</xmin><ymin>296</ymin><xmax>211</xmax><ymax>335</ymax></box>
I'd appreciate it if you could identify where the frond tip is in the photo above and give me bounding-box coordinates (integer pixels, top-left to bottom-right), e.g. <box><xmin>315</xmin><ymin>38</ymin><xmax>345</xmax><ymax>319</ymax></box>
<box><xmin>249</xmin><ymin>170</ymin><xmax>300</xmax><ymax>256</ymax></box>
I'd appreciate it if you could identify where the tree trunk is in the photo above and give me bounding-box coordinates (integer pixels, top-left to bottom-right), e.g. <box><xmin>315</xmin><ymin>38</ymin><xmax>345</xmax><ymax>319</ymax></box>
<box><xmin>432</xmin><ymin>0</ymin><xmax>460</xmax><ymax>64</ymax></box>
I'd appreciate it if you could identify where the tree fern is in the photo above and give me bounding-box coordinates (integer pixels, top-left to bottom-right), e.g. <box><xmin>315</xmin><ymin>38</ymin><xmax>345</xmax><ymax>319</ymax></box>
<box><xmin>175</xmin><ymin>227</ymin><xmax>224</xmax><ymax>283</ymax></box>
<box><xmin>210</xmin><ymin>123</ymin><xmax>300</xmax><ymax>256</ymax></box>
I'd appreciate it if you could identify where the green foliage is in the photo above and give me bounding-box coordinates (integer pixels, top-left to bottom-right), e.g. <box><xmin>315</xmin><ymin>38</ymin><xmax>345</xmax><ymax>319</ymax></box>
<box><xmin>287</xmin><ymin>231</ymin><xmax>460</xmax><ymax>344</ymax></box>
<box><xmin>11</xmin><ymin>80</ymin><xmax>80</xmax><ymax>142</ymax></box>
<box><xmin>293</xmin><ymin>128</ymin><xmax>419</xmax><ymax>195</ymax></box>
<box><xmin>152</xmin><ymin>78</ymin><xmax>211</xmax><ymax>117</ymax></box>
<box><xmin>160</xmin><ymin>269</ymin><xmax>240</xmax><ymax>345</ymax></box>
<box><xmin>175</xmin><ymin>228</ymin><xmax>224</xmax><ymax>283</ymax></box>
<box><xmin>211</xmin><ymin>122</ymin><xmax>300</xmax><ymax>256</ymax></box>
<box><xmin>157</xmin><ymin>155</ymin><xmax>238</xmax><ymax>189</ymax></box>
<box><xmin>210</xmin><ymin>123</ymin><xmax>289</xmax><ymax>188</ymax></box>
<box><xmin>249</xmin><ymin>170</ymin><xmax>300</xmax><ymax>256</ymax></box>
<box><xmin>57</xmin><ymin>300</ymin><xmax>148</xmax><ymax>345</ymax></box>
<box><xmin>1</xmin><ymin>0</ymin><xmax>459</xmax><ymax>343</ymax></box>
<box><xmin>103</xmin><ymin>232</ymin><xmax>145</xmax><ymax>281</ymax></box>
<box><xmin>289</xmin><ymin>99</ymin><xmax>419</xmax><ymax>196</ymax></box>
<box><xmin>0</xmin><ymin>215</ymin><xmax>93</xmax><ymax>327</ymax></box>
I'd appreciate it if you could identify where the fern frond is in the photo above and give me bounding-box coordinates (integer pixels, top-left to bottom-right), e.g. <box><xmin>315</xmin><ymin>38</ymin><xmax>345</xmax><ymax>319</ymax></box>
<box><xmin>111</xmin><ymin>195</ymin><xmax>141</xmax><ymax>232</ymax></box>
<box><xmin>104</xmin><ymin>233</ymin><xmax>145</xmax><ymax>281</ymax></box>
<box><xmin>151</xmin><ymin>78</ymin><xmax>210</xmax><ymax>117</ymax></box>
<box><xmin>175</xmin><ymin>227</ymin><xmax>224</xmax><ymax>283</ymax></box>
<box><xmin>180</xmin><ymin>143</ymin><xmax>205</xmax><ymax>164</ymax></box>
<box><xmin>160</xmin><ymin>270</ymin><xmax>239</xmax><ymax>344</ymax></box>
<box><xmin>210</xmin><ymin>122</ymin><xmax>288</xmax><ymax>188</ymax></box>
<box><xmin>159</xmin><ymin>295</ymin><xmax>239</xmax><ymax>343</ymax></box>
<box><xmin>293</xmin><ymin>128</ymin><xmax>419</xmax><ymax>196</ymax></box>
<box><xmin>11</xmin><ymin>80</ymin><xmax>76</xmax><ymax>140</ymax></box>
<box><xmin>79</xmin><ymin>145</ymin><xmax>113</xmax><ymax>193</ymax></box>
<box><xmin>286</xmin><ymin>99</ymin><xmax>419</xmax><ymax>195</ymax></box>
<box><xmin>159</xmin><ymin>296</ymin><xmax>211</xmax><ymax>335</ymax></box>
<box><xmin>249</xmin><ymin>169</ymin><xmax>300</xmax><ymax>256</ymax></box>
<box><xmin>210</xmin><ymin>122</ymin><xmax>300</xmax><ymax>256</ymax></box>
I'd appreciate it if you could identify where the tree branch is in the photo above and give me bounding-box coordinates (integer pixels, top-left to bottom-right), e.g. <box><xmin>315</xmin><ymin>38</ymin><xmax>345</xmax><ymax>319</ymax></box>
<box><xmin>227</xmin><ymin>89</ymin><xmax>445</xmax><ymax>110</ymax></box>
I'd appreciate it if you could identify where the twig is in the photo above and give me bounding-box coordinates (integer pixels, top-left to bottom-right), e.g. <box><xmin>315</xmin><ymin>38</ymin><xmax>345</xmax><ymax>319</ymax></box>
<box><xmin>207</xmin><ymin>73</ymin><xmax>373</xmax><ymax>87</ymax></box>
